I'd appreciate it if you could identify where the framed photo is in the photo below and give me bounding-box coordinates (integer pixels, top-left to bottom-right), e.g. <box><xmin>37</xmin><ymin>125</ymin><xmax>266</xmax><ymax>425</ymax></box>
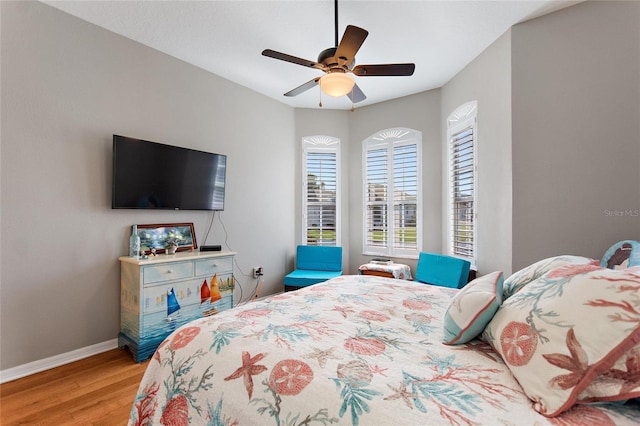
<box><xmin>137</xmin><ymin>223</ymin><xmax>197</xmax><ymax>254</ymax></box>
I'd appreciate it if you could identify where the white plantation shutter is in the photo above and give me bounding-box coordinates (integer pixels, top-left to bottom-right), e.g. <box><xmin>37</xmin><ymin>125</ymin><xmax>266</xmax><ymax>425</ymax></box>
<box><xmin>447</xmin><ymin>101</ymin><xmax>477</xmax><ymax>265</ymax></box>
<box><xmin>365</xmin><ymin>148</ymin><xmax>388</xmax><ymax>248</ymax></box>
<box><xmin>393</xmin><ymin>144</ymin><xmax>418</xmax><ymax>251</ymax></box>
<box><xmin>449</xmin><ymin>127</ymin><xmax>474</xmax><ymax>257</ymax></box>
<box><xmin>364</xmin><ymin>128</ymin><xmax>421</xmax><ymax>257</ymax></box>
<box><xmin>303</xmin><ymin>136</ymin><xmax>340</xmax><ymax>246</ymax></box>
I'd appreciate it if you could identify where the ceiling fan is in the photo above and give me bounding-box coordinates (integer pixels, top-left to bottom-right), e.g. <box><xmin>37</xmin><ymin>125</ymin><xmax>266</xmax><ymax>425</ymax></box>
<box><xmin>261</xmin><ymin>0</ymin><xmax>415</xmax><ymax>106</ymax></box>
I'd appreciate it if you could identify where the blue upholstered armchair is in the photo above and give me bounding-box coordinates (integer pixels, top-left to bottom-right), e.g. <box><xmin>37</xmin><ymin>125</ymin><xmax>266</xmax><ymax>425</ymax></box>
<box><xmin>415</xmin><ymin>252</ymin><xmax>471</xmax><ymax>289</ymax></box>
<box><xmin>284</xmin><ymin>245</ymin><xmax>343</xmax><ymax>290</ymax></box>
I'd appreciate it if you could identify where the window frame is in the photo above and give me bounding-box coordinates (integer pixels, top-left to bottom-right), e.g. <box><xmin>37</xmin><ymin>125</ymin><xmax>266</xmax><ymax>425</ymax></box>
<box><xmin>302</xmin><ymin>135</ymin><xmax>340</xmax><ymax>246</ymax></box>
<box><xmin>446</xmin><ymin>101</ymin><xmax>478</xmax><ymax>267</ymax></box>
<box><xmin>362</xmin><ymin>128</ymin><xmax>422</xmax><ymax>259</ymax></box>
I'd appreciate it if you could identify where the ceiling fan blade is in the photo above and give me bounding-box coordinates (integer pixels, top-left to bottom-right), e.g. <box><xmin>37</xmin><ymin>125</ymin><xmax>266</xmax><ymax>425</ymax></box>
<box><xmin>335</xmin><ymin>25</ymin><xmax>368</xmax><ymax>65</ymax></box>
<box><xmin>284</xmin><ymin>77</ymin><xmax>321</xmax><ymax>97</ymax></box>
<box><xmin>353</xmin><ymin>63</ymin><xmax>415</xmax><ymax>77</ymax></box>
<box><xmin>347</xmin><ymin>83</ymin><xmax>366</xmax><ymax>104</ymax></box>
<box><xmin>262</xmin><ymin>49</ymin><xmax>325</xmax><ymax>70</ymax></box>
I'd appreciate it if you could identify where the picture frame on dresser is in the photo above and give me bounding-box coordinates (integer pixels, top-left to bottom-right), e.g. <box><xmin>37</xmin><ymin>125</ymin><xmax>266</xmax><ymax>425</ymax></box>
<box><xmin>137</xmin><ymin>222</ymin><xmax>197</xmax><ymax>254</ymax></box>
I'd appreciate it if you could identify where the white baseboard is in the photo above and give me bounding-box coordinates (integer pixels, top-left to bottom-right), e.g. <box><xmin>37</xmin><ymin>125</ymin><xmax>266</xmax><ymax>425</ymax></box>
<box><xmin>0</xmin><ymin>338</ymin><xmax>118</xmax><ymax>384</ymax></box>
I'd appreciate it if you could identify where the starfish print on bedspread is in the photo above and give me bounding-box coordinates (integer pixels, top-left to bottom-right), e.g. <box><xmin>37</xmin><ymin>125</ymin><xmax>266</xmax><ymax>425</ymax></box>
<box><xmin>224</xmin><ymin>351</ymin><xmax>268</xmax><ymax>399</ymax></box>
<box><xmin>303</xmin><ymin>346</ymin><xmax>339</xmax><ymax>368</ymax></box>
<box><xmin>384</xmin><ymin>382</ymin><xmax>418</xmax><ymax>409</ymax></box>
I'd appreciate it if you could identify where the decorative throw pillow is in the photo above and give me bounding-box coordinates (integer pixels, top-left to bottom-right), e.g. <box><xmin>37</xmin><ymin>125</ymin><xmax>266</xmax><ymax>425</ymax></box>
<box><xmin>442</xmin><ymin>271</ymin><xmax>503</xmax><ymax>345</ymax></box>
<box><xmin>600</xmin><ymin>240</ymin><xmax>640</xmax><ymax>269</ymax></box>
<box><xmin>579</xmin><ymin>266</ymin><xmax>640</xmax><ymax>403</ymax></box>
<box><xmin>483</xmin><ymin>266</ymin><xmax>640</xmax><ymax>417</ymax></box>
<box><xmin>578</xmin><ymin>341</ymin><xmax>640</xmax><ymax>402</ymax></box>
<box><xmin>502</xmin><ymin>255</ymin><xmax>595</xmax><ymax>299</ymax></box>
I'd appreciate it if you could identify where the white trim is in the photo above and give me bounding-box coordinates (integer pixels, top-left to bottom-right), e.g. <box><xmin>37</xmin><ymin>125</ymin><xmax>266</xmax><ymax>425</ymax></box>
<box><xmin>446</xmin><ymin>101</ymin><xmax>478</xmax><ymax>267</ymax></box>
<box><xmin>447</xmin><ymin>101</ymin><xmax>478</xmax><ymax>128</ymax></box>
<box><xmin>302</xmin><ymin>135</ymin><xmax>341</xmax><ymax>246</ymax></box>
<box><xmin>0</xmin><ymin>339</ymin><xmax>118</xmax><ymax>383</ymax></box>
<box><xmin>362</xmin><ymin>128</ymin><xmax>422</xmax><ymax>258</ymax></box>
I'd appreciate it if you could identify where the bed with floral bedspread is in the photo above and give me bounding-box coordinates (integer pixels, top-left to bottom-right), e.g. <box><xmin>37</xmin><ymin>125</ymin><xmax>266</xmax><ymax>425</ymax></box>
<box><xmin>129</xmin><ymin>266</ymin><xmax>640</xmax><ymax>425</ymax></box>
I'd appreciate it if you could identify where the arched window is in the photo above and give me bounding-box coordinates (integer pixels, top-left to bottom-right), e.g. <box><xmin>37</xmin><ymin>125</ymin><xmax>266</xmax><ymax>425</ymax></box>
<box><xmin>363</xmin><ymin>128</ymin><xmax>422</xmax><ymax>258</ymax></box>
<box><xmin>302</xmin><ymin>135</ymin><xmax>340</xmax><ymax>246</ymax></box>
<box><xmin>447</xmin><ymin>101</ymin><xmax>477</xmax><ymax>266</ymax></box>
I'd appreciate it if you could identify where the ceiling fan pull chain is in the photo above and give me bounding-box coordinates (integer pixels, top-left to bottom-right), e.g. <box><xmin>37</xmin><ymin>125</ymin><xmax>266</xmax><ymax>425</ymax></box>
<box><xmin>350</xmin><ymin>86</ymin><xmax>355</xmax><ymax>112</ymax></box>
<box><xmin>319</xmin><ymin>79</ymin><xmax>323</xmax><ymax>107</ymax></box>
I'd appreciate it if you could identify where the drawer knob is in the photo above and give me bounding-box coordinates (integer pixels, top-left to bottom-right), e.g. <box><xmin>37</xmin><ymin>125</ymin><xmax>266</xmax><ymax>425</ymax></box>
<box><xmin>167</xmin><ymin>269</ymin><xmax>173</xmax><ymax>274</ymax></box>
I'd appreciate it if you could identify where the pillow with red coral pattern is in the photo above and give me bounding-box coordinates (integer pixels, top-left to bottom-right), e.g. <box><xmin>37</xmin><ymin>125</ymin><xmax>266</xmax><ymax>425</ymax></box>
<box><xmin>579</xmin><ymin>266</ymin><xmax>640</xmax><ymax>404</ymax></box>
<box><xmin>502</xmin><ymin>255</ymin><xmax>596</xmax><ymax>299</ymax></box>
<box><xmin>578</xmin><ymin>342</ymin><xmax>640</xmax><ymax>403</ymax></box>
<box><xmin>483</xmin><ymin>265</ymin><xmax>640</xmax><ymax>417</ymax></box>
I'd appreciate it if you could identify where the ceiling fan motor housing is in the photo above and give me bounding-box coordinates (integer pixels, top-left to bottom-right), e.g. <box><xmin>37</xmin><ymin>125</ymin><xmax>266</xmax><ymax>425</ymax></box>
<box><xmin>318</xmin><ymin>47</ymin><xmax>354</xmax><ymax>71</ymax></box>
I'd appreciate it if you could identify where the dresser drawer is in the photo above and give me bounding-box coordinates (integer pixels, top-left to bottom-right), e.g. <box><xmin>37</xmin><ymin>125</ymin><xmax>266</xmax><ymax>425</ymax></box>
<box><xmin>195</xmin><ymin>256</ymin><xmax>233</xmax><ymax>277</ymax></box>
<box><xmin>142</xmin><ymin>279</ymin><xmax>202</xmax><ymax>315</ymax></box>
<box><xmin>143</xmin><ymin>261</ymin><xmax>193</xmax><ymax>284</ymax></box>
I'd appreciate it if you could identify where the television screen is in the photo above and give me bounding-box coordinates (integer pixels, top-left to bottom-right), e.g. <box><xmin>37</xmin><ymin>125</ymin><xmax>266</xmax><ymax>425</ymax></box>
<box><xmin>112</xmin><ymin>135</ymin><xmax>227</xmax><ymax>210</ymax></box>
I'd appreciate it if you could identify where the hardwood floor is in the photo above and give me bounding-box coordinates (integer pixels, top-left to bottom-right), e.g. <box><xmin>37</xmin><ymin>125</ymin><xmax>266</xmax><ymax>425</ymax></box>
<box><xmin>0</xmin><ymin>349</ymin><xmax>149</xmax><ymax>425</ymax></box>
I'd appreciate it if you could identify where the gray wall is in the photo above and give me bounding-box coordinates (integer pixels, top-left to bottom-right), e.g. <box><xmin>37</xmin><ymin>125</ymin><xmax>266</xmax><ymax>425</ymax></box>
<box><xmin>511</xmin><ymin>0</ymin><xmax>640</xmax><ymax>270</ymax></box>
<box><xmin>1</xmin><ymin>1</ymin><xmax>295</xmax><ymax>369</ymax></box>
<box><xmin>441</xmin><ymin>31</ymin><xmax>513</xmax><ymax>275</ymax></box>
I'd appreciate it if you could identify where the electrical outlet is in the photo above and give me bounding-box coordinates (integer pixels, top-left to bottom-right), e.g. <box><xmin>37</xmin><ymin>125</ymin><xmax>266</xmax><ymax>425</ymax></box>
<box><xmin>252</xmin><ymin>267</ymin><xmax>263</xmax><ymax>278</ymax></box>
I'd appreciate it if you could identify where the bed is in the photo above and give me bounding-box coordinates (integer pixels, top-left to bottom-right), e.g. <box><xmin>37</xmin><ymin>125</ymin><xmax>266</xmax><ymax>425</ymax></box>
<box><xmin>128</xmin><ymin>247</ymin><xmax>640</xmax><ymax>425</ymax></box>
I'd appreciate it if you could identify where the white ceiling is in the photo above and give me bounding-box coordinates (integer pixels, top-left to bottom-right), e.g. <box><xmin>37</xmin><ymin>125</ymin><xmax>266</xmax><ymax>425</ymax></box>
<box><xmin>42</xmin><ymin>0</ymin><xmax>578</xmax><ymax>110</ymax></box>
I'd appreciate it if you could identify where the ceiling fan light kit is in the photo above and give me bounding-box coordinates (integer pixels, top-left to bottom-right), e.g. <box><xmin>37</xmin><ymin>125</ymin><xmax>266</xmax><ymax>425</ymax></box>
<box><xmin>321</xmin><ymin>73</ymin><xmax>355</xmax><ymax>97</ymax></box>
<box><xmin>261</xmin><ymin>0</ymin><xmax>415</xmax><ymax>108</ymax></box>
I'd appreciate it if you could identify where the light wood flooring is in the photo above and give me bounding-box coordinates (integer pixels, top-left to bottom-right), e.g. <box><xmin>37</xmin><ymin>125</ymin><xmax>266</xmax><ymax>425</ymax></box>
<box><xmin>0</xmin><ymin>349</ymin><xmax>148</xmax><ymax>425</ymax></box>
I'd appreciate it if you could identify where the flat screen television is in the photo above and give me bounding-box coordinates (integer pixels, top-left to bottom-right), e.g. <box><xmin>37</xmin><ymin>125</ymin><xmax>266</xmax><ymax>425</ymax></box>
<box><xmin>112</xmin><ymin>135</ymin><xmax>227</xmax><ymax>210</ymax></box>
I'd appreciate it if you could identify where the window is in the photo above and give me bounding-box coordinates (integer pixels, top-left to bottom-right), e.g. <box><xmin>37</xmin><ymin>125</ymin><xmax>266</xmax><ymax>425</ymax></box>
<box><xmin>447</xmin><ymin>101</ymin><xmax>477</xmax><ymax>265</ymax></box>
<box><xmin>302</xmin><ymin>136</ymin><xmax>340</xmax><ymax>246</ymax></box>
<box><xmin>363</xmin><ymin>128</ymin><xmax>422</xmax><ymax>258</ymax></box>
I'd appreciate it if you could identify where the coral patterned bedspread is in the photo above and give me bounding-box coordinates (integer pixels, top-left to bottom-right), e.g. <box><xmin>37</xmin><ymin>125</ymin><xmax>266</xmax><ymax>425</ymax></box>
<box><xmin>129</xmin><ymin>275</ymin><xmax>639</xmax><ymax>425</ymax></box>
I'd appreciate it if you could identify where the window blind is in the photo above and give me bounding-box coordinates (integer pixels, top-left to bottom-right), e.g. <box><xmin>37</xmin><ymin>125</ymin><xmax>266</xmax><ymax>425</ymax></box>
<box><xmin>365</xmin><ymin>148</ymin><xmax>388</xmax><ymax>248</ymax></box>
<box><xmin>363</xmin><ymin>128</ymin><xmax>421</xmax><ymax>257</ymax></box>
<box><xmin>449</xmin><ymin>126</ymin><xmax>474</xmax><ymax>259</ymax></box>
<box><xmin>305</xmin><ymin>151</ymin><xmax>337</xmax><ymax>246</ymax></box>
<box><xmin>392</xmin><ymin>144</ymin><xmax>418</xmax><ymax>250</ymax></box>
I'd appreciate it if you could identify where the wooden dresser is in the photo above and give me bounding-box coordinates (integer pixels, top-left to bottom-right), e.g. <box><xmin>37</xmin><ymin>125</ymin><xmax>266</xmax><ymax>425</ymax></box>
<box><xmin>118</xmin><ymin>251</ymin><xmax>235</xmax><ymax>362</ymax></box>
